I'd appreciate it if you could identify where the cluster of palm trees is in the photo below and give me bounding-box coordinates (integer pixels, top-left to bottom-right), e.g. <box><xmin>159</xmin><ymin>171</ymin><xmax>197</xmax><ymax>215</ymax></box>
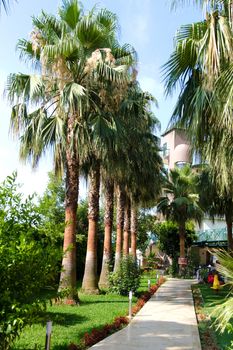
<box><xmin>6</xmin><ymin>0</ymin><xmax>163</xmax><ymax>300</ymax></box>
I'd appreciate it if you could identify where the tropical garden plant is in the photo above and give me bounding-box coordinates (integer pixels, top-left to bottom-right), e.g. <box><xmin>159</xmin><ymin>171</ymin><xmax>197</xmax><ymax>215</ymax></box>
<box><xmin>157</xmin><ymin>165</ymin><xmax>203</xmax><ymax>273</ymax></box>
<box><xmin>109</xmin><ymin>255</ymin><xmax>141</xmax><ymax>295</ymax></box>
<box><xmin>210</xmin><ymin>249</ymin><xmax>233</xmax><ymax>339</ymax></box>
<box><xmin>0</xmin><ymin>174</ymin><xmax>60</xmax><ymax>350</ymax></box>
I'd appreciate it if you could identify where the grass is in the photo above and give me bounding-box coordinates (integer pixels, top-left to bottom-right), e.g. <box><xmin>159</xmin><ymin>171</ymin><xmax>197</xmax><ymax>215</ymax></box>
<box><xmin>13</xmin><ymin>275</ymin><xmax>156</xmax><ymax>350</ymax></box>
<box><xmin>194</xmin><ymin>284</ymin><xmax>233</xmax><ymax>350</ymax></box>
<box><xmin>137</xmin><ymin>275</ymin><xmax>157</xmax><ymax>293</ymax></box>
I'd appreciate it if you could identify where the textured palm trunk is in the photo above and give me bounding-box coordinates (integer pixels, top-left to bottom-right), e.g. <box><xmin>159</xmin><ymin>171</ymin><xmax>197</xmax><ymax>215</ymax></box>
<box><xmin>99</xmin><ymin>179</ymin><xmax>114</xmax><ymax>289</ymax></box>
<box><xmin>178</xmin><ymin>222</ymin><xmax>186</xmax><ymax>275</ymax></box>
<box><xmin>123</xmin><ymin>197</ymin><xmax>131</xmax><ymax>255</ymax></box>
<box><xmin>179</xmin><ymin>223</ymin><xmax>185</xmax><ymax>258</ymax></box>
<box><xmin>82</xmin><ymin>162</ymin><xmax>100</xmax><ymax>293</ymax></box>
<box><xmin>226</xmin><ymin>214</ymin><xmax>233</xmax><ymax>252</ymax></box>
<box><xmin>225</xmin><ymin>201</ymin><xmax>233</xmax><ymax>252</ymax></box>
<box><xmin>114</xmin><ymin>185</ymin><xmax>125</xmax><ymax>271</ymax></box>
<box><xmin>59</xmin><ymin>116</ymin><xmax>79</xmax><ymax>304</ymax></box>
<box><xmin>130</xmin><ymin>205</ymin><xmax>137</xmax><ymax>259</ymax></box>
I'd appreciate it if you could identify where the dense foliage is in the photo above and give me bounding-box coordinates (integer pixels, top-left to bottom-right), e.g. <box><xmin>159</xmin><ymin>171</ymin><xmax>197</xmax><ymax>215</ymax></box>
<box><xmin>137</xmin><ymin>211</ymin><xmax>157</xmax><ymax>253</ymax></box>
<box><xmin>156</xmin><ymin>221</ymin><xmax>196</xmax><ymax>259</ymax></box>
<box><xmin>155</xmin><ymin>220</ymin><xmax>196</xmax><ymax>275</ymax></box>
<box><xmin>109</xmin><ymin>256</ymin><xmax>141</xmax><ymax>295</ymax></box>
<box><xmin>0</xmin><ymin>174</ymin><xmax>61</xmax><ymax>349</ymax></box>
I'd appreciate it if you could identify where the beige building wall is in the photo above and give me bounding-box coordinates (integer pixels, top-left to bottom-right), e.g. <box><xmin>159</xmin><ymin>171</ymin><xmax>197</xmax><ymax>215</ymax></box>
<box><xmin>161</xmin><ymin>128</ymin><xmax>191</xmax><ymax>169</ymax></box>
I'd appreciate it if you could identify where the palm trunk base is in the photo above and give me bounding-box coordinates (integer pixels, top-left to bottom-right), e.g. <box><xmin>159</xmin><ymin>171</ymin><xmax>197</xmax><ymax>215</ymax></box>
<box><xmin>99</xmin><ymin>254</ymin><xmax>110</xmax><ymax>289</ymax></box>
<box><xmin>114</xmin><ymin>252</ymin><xmax>121</xmax><ymax>272</ymax></box>
<box><xmin>59</xmin><ymin>245</ymin><xmax>78</xmax><ymax>304</ymax></box>
<box><xmin>82</xmin><ymin>251</ymin><xmax>99</xmax><ymax>294</ymax></box>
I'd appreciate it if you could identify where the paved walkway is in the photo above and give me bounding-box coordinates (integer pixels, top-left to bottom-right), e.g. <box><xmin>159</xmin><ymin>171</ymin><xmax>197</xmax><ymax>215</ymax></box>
<box><xmin>90</xmin><ymin>279</ymin><xmax>202</xmax><ymax>350</ymax></box>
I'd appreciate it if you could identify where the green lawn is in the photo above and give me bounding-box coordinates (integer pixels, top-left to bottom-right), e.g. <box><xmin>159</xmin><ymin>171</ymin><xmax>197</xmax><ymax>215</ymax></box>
<box><xmin>137</xmin><ymin>275</ymin><xmax>157</xmax><ymax>292</ymax></box>
<box><xmin>13</xmin><ymin>276</ymin><xmax>156</xmax><ymax>350</ymax></box>
<box><xmin>197</xmin><ymin>284</ymin><xmax>233</xmax><ymax>350</ymax></box>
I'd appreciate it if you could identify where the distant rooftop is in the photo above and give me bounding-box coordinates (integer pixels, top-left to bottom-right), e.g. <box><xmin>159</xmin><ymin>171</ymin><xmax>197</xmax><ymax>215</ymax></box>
<box><xmin>161</xmin><ymin>126</ymin><xmax>185</xmax><ymax>137</ymax></box>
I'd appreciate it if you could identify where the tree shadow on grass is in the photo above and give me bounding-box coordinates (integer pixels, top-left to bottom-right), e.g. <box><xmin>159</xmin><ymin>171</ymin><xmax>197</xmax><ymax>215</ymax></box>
<box><xmin>34</xmin><ymin>311</ymin><xmax>88</xmax><ymax>327</ymax></box>
<box><xmin>80</xmin><ymin>299</ymin><xmax>128</xmax><ymax>305</ymax></box>
<box><xmin>46</xmin><ymin>311</ymin><xmax>88</xmax><ymax>326</ymax></box>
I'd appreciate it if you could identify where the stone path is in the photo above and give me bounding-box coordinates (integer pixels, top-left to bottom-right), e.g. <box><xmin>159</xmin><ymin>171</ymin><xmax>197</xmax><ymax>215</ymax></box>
<box><xmin>90</xmin><ymin>278</ymin><xmax>202</xmax><ymax>350</ymax></box>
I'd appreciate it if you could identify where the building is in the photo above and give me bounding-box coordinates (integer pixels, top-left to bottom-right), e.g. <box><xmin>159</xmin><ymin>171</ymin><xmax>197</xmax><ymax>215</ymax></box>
<box><xmin>161</xmin><ymin>127</ymin><xmax>191</xmax><ymax>169</ymax></box>
<box><xmin>161</xmin><ymin>127</ymin><xmax>227</xmax><ymax>265</ymax></box>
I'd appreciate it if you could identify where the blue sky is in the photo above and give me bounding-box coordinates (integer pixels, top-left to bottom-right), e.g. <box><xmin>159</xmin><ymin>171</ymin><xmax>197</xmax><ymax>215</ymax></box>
<box><xmin>0</xmin><ymin>0</ymin><xmax>201</xmax><ymax>196</ymax></box>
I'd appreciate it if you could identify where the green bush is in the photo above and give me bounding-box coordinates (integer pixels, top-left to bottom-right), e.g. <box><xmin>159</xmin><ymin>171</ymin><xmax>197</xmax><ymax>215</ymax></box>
<box><xmin>0</xmin><ymin>174</ymin><xmax>61</xmax><ymax>349</ymax></box>
<box><xmin>109</xmin><ymin>256</ymin><xmax>141</xmax><ymax>295</ymax></box>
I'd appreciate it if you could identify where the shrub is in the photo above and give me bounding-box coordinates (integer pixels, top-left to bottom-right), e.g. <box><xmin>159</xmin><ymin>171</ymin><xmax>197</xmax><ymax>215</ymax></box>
<box><xmin>0</xmin><ymin>174</ymin><xmax>61</xmax><ymax>349</ymax></box>
<box><xmin>109</xmin><ymin>256</ymin><xmax>141</xmax><ymax>295</ymax></box>
<box><xmin>84</xmin><ymin>316</ymin><xmax>129</xmax><ymax>347</ymax></box>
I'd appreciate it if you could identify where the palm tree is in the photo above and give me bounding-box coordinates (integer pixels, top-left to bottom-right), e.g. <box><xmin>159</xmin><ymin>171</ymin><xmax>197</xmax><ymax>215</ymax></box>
<box><xmin>163</xmin><ymin>0</ymin><xmax>233</xmax><ymax>190</ymax></box>
<box><xmin>112</xmin><ymin>84</ymin><xmax>162</xmax><ymax>264</ymax></box>
<box><xmin>157</xmin><ymin>165</ymin><xmax>203</xmax><ymax>272</ymax></box>
<box><xmin>98</xmin><ymin>177</ymin><xmax>114</xmax><ymax>289</ymax></box>
<box><xmin>122</xmin><ymin>195</ymin><xmax>131</xmax><ymax>255</ymax></box>
<box><xmin>114</xmin><ymin>183</ymin><xmax>125</xmax><ymax>271</ymax></box>
<box><xmin>130</xmin><ymin>205</ymin><xmax>138</xmax><ymax>258</ymax></box>
<box><xmin>7</xmin><ymin>0</ymin><xmax>134</xmax><ymax>301</ymax></box>
<box><xmin>81</xmin><ymin>160</ymin><xmax>100</xmax><ymax>293</ymax></box>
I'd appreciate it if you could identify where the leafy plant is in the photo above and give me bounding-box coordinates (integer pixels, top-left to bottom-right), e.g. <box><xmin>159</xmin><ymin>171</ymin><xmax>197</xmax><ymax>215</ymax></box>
<box><xmin>109</xmin><ymin>256</ymin><xmax>141</xmax><ymax>295</ymax></box>
<box><xmin>211</xmin><ymin>249</ymin><xmax>233</xmax><ymax>332</ymax></box>
<box><xmin>0</xmin><ymin>174</ymin><xmax>61</xmax><ymax>349</ymax></box>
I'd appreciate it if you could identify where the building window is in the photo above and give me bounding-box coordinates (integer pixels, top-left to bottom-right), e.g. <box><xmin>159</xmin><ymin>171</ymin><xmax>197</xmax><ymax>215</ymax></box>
<box><xmin>175</xmin><ymin>161</ymin><xmax>188</xmax><ymax>168</ymax></box>
<box><xmin>162</xmin><ymin>143</ymin><xmax>169</xmax><ymax>157</ymax></box>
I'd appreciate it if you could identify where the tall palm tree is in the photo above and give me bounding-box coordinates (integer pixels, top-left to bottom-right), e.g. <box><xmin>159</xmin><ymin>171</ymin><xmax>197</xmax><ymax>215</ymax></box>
<box><xmin>81</xmin><ymin>160</ymin><xmax>100</xmax><ymax>293</ymax></box>
<box><xmin>130</xmin><ymin>205</ymin><xmax>138</xmax><ymax>258</ymax></box>
<box><xmin>114</xmin><ymin>183</ymin><xmax>125</xmax><ymax>271</ymax></box>
<box><xmin>163</xmin><ymin>0</ymin><xmax>233</xmax><ymax>190</ymax></box>
<box><xmin>112</xmin><ymin>84</ymin><xmax>162</xmax><ymax>263</ymax></box>
<box><xmin>157</xmin><ymin>165</ymin><xmax>203</xmax><ymax>272</ymax></box>
<box><xmin>98</xmin><ymin>177</ymin><xmax>114</xmax><ymax>289</ymax></box>
<box><xmin>7</xmin><ymin>0</ymin><xmax>133</xmax><ymax>301</ymax></box>
<box><xmin>123</xmin><ymin>195</ymin><xmax>131</xmax><ymax>255</ymax></box>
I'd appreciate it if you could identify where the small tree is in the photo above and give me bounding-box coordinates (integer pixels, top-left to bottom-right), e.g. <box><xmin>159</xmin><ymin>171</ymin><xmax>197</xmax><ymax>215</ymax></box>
<box><xmin>0</xmin><ymin>174</ymin><xmax>61</xmax><ymax>349</ymax></box>
<box><xmin>157</xmin><ymin>166</ymin><xmax>203</xmax><ymax>273</ymax></box>
<box><xmin>109</xmin><ymin>256</ymin><xmax>141</xmax><ymax>295</ymax></box>
<box><xmin>155</xmin><ymin>221</ymin><xmax>196</xmax><ymax>275</ymax></box>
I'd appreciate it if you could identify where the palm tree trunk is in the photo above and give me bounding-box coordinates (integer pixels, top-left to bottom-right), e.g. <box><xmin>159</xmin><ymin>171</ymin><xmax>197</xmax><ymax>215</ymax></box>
<box><xmin>179</xmin><ymin>222</ymin><xmax>186</xmax><ymax>258</ymax></box>
<box><xmin>226</xmin><ymin>213</ymin><xmax>233</xmax><ymax>252</ymax></box>
<box><xmin>130</xmin><ymin>205</ymin><xmax>137</xmax><ymax>259</ymax></box>
<box><xmin>82</xmin><ymin>162</ymin><xmax>100</xmax><ymax>294</ymax></box>
<box><xmin>59</xmin><ymin>116</ymin><xmax>79</xmax><ymax>304</ymax></box>
<box><xmin>99</xmin><ymin>179</ymin><xmax>114</xmax><ymax>289</ymax></box>
<box><xmin>178</xmin><ymin>222</ymin><xmax>186</xmax><ymax>275</ymax></box>
<box><xmin>114</xmin><ymin>184</ymin><xmax>125</xmax><ymax>271</ymax></box>
<box><xmin>123</xmin><ymin>196</ymin><xmax>131</xmax><ymax>255</ymax></box>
